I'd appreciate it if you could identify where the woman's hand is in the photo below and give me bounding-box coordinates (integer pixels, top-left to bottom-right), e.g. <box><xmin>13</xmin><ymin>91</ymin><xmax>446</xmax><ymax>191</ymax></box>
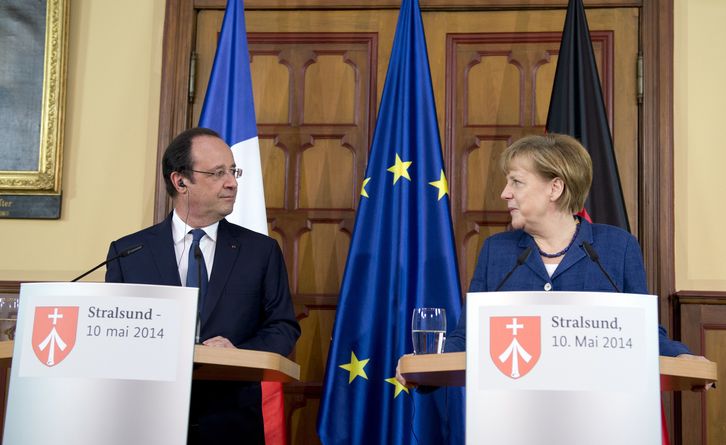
<box><xmin>676</xmin><ymin>354</ymin><xmax>716</xmax><ymax>391</ymax></box>
<box><xmin>395</xmin><ymin>355</ymin><xmax>417</xmax><ymax>388</ymax></box>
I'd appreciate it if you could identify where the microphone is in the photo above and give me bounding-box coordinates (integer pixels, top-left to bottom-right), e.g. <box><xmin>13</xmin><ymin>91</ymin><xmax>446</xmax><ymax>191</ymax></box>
<box><xmin>581</xmin><ymin>241</ymin><xmax>621</xmax><ymax>293</ymax></box>
<box><xmin>494</xmin><ymin>247</ymin><xmax>532</xmax><ymax>291</ymax></box>
<box><xmin>71</xmin><ymin>244</ymin><xmax>143</xmax><ymax>282</ymax></box>
<box><xmin>194</xmin><ymin>244</ymin><xmax>204</xmax><ymax>344</ymax></box>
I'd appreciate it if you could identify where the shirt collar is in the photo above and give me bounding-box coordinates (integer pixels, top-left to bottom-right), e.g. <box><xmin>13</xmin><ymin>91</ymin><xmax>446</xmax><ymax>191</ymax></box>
<box><xmin>172</xmin><ymin>210</ymin><xmax>220</xmax><ymax>244</ymax></box>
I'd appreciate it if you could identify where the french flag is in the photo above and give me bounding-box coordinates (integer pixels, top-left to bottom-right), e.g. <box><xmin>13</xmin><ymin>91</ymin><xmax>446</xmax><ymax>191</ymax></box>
<box><xmin>198</xmin><ymin>1</ymin><xmax>286</xmax><ymax>444</ymax></box>
<box><xmin>199</xmin><ymin>0</ymin><xmax>267</xmax><ymax>236</ymax></box>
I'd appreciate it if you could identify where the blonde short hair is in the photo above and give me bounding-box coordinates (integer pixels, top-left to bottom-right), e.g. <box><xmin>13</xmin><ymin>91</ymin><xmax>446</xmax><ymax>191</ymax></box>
<box><xmin>500</xmin><ymin>134</ymin><xmax>593</xmax><ymax>214</ymax></box>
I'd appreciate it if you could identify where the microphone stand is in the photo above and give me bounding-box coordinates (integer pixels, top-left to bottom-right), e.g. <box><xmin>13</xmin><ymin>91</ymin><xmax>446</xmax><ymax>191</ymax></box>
<box><xmin>71</xmin><ymin>244</ymin><xmax>143</xmax><ymax>282</ymax></box>
<box><xmin>494</xmin><ymin>247</ymin><xmax>532</xmax><ymax>291</ymax></box>
<box><xmin>582</xmin><ymin>242</ymin><xmax>621</xmax><ymax>293</ymax></box>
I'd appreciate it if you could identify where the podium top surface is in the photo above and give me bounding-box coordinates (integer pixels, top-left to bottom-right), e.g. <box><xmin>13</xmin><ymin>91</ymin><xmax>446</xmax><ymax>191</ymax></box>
<box><xmin>398</xmin><ymin>352</ymin><xmax>717</xmax><ymax>391</ymax></box>
<box><xmin>0</xmin><ymin>341</ymin><xmax>300</xmax><ymax>383</ymax></box>
<box><xmin>193</xmin><ymin>344</ymin><xmax>300</xmax><ymax>382</ymax></box>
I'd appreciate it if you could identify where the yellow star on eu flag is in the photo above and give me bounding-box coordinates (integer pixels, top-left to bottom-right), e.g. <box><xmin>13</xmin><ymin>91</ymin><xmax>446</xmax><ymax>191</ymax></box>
<box><xmin>387</xmin><ymin>153</ymin><xmax>412</xmax><ymax>184</ymax></box>
<box><xmin>339</xmin><ymin>351</ymin><xmax>370</xmax><ymax>384</ymax></box>
<box><xmin>428</xmin><ymin>169</ymin><xmax>449</xmax><ymax>200</ymax></box>
<box><xmin>361</xmin><ymin>177</ymin><xmax>371</xmax><ymax>198</ymax></box>
<box><xmin>385</xmin><ymin>377</ymin><xmax>410</xmax><ymax>398</ymax></box>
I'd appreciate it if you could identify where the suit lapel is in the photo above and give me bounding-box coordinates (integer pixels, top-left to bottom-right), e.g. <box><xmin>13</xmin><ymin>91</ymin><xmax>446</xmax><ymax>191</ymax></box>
<box><xmin>551</xmin><ymin>219</ymin><xmax>593</xmax><ymax>280</ymax></box>
<box><xmin>517</xmin><ymin>233</ymin><xmax>550</xmax><ymax>283</ymax></box>
<box><xmin>202</xmin><ymin>219</ymin><xmax>241</xmax><ymax>324</ymax></box>
<box><xmin>149</xmin><ymin>215</ymin><xmax>182</xmax><ymax>286</ymax></box>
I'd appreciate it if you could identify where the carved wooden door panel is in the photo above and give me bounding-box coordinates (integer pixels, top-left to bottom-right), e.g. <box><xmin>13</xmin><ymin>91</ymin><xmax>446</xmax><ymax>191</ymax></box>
<box><xmin>194</xmin><ymin>10</ymin><xmax>396</xmax><ymax>443</ymax></box>
<box><xmin>440</xmin><ymin>9</ymin><xmax>639</xmax><ymax>291</ymax></box>
<box><xmin>192</xmin><ymin>6</ymin><xmax>638</xmax><ymax>444</ymax></box>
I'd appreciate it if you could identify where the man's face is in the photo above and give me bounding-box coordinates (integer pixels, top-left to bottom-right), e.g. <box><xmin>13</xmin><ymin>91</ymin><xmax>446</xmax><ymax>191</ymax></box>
<box><xmin>182</xmin><ymin>135</ymin><xmax>237</xmax><ymax>226</ymax></box>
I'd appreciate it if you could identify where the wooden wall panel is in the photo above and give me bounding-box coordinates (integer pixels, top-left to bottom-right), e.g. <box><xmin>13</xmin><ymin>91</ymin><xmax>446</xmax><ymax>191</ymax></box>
<box><xmin>297</xmin><ymin>223</ymin><xmax>350</xmax><ymax>295</ymax></box>
<box><xmin>150</xmin><ymin>4</ymin><xmax>664</xmax><ymax>444</ymax></box>
<box><xmin>704</xmin><ymin>329</ymin><xmax>726</xmax><ymax>445</ymax></box>
<box><xmin>251</xmin><ymin>54</ymin><xmax>291</xmax><ymax>123</ymax></box>
<box><xmin>446</xmin><ymin>26</ymin><xmax>637</xmax><ymax>292</ymax></box>
<box><xmin>533</xmin><ymin>57</ymin><xmax>558</xmax><ymax>125</ymax></box>
<box><xmin>466</xmin><ymin>56</ymin><xmax>520</xmax><ymax>125</ymax></box>
<box><xmin>464</xmin><ymin>138</ymin><xmax>508</xmax><ymax>212</ymax></box>
<box><xmin>259</xmin><ymin>138</ymin><xmax>287</xmax><ymax>208</ymax></box>
<box><xmin>193</xmin><ymin>16</ymin><xmax>377</xmax><ymax>441</ymax></box>
<box><xmin>299</xmin><ymin>139</ymin><xmax>354</xmax><ymax>209</ymax></box>
<box><xmin>303</xmin><ymin>55</ymin><xmax>356</xmax><ymax>124</ymax></box>
<box><xmin>463</xmin><ymin>224</ymin><xmax>505</xmax><ymax>285</ymax></box>
<box><xmin>673</xmin><ymin>292</ymin><xmax>726</xmax><ymax>445</ymax></box>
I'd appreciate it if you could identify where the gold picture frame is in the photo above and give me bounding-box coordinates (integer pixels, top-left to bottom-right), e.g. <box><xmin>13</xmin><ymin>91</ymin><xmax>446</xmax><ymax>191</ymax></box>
<box><xmin>0</xmin><ymin>0</ymin><xmax>68</xmax><ymax>218</ymax></box>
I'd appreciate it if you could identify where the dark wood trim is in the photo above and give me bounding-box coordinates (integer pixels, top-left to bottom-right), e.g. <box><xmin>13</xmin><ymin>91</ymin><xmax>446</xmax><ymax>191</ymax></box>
<box><xmin>671</xmin><ymin>290</ymin><xmax>725</xmax><ymax>445</ymax></box>
<box><xmin>197</xmin><ymin>0</ymin><xmax>642</xmax><ymax>10</ymax></box>
<box><xmin>156</xmin><ymin>0</ymin><xmax>197</xmax><ymax>223</ymax></box>
<box><xmin>0</xmin><ymin>282</ymin><xmax>21</xmax><ymax>294</ymax></box>
<box><xmin>639</xmin><ymin>0</ymin><xmax>674</xmax><ymax>325</ymax></box>
<box><xmin>673</xmin><ymin>291</ymin><xmax>726</xmax><ymax>305</ymax></box>
<box><xmin>640</xmin><ymin>0</ymin><xmax>677</xmax><ymax>442</ymax></box>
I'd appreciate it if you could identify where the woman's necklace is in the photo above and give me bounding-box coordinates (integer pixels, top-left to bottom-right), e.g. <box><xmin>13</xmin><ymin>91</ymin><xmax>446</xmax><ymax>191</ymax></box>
<box><xmin>537</xmin><ymin>220</ymin><xmax>581</xmax><ymax>258</ymax></box>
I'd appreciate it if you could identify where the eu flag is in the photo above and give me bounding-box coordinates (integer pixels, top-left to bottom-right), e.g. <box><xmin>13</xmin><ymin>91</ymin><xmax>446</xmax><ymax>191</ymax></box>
<box><xmin>317</xmin><ymin>0</ymin><xmax>464</xmax><ymax>443</ymax></box>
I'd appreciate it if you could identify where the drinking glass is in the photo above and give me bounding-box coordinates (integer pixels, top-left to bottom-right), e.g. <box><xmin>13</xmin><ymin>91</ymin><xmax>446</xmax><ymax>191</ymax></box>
<box><xmin>411</xmin><ymin>307</ymin><xmax>446</xmax><ymax>354</ymax></box>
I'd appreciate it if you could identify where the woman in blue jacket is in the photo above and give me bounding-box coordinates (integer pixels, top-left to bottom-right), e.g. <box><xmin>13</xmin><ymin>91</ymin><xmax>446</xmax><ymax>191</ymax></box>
<box><xmin>445</xmin><ymin>133</ymin><xmax>695</xmax><ymax>358</ymax></box>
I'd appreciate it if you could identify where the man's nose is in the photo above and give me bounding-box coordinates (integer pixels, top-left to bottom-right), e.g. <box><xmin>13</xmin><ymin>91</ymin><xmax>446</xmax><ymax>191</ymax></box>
<box><xmin>224</xmin><ymin>175</ymin><xmax>237</xmax><ymax>188</ymax></box>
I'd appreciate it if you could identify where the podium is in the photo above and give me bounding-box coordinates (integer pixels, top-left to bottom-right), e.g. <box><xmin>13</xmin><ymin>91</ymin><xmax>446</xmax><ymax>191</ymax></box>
<box><xmin>0</xmin><ymin>282</ymin><xmax>299</xmax><ymax>445</ymax></box>
<box><xmin>398</xmin><ymin>352</ymin><xmax>718</xmax><ymax>390</ymax></box>
<box><xmin>0</xmin><ymin>341</ymin><xmax>299</xmax><ymax>444</ymax></box>
<box><xmin>0</xmin><ymin>341</ymin><xmax>300</xmax><ymax>382</ymax></box>
<box><xmin>417</xmin><ymin>291</ymin><xmax>718</xmax><ymax>444</ymax></box>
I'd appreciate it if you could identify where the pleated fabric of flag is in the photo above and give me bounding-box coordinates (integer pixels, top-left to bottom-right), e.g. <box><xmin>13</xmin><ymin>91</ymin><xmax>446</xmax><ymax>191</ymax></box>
<box><xmin>546</xmin><ymin>0</ymin><xmax>630</xmax><ymax>231</ymax></box>
<box><xmin>198</xmin><ymin>1</ymin><xmax>286</xmax><ymax>443</ymax></box>
<box><xmin>317</xmin><ymin>0</ymin><xmax>464</xmax><ymax>443</ymax></box>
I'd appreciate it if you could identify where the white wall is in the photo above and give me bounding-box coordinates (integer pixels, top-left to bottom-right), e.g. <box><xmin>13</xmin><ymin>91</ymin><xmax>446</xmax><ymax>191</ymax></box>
<box><xmin>0</xmin><ymin>0</ymin><xmax>165</xmax><ymax>282</ymax></box>
<box><xmin>674</xmin><ymin>0</ymin><xmax>726</xmax><ymax>291</ymax></box>
<box><xmin>2</xmin><ymin>0</ymin><xmax>723</xmax><ymax>292</ymax></box>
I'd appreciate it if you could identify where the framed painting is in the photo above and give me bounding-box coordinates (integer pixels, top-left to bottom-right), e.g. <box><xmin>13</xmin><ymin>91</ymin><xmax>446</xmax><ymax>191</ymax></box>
<box><xmin>0</xmin><ymin>0</ymin><xmax>68</xmax><ymax>219</ymax></box>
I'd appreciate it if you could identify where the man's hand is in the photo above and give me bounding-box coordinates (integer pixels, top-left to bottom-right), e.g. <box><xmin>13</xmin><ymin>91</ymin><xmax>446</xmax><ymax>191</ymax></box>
<box><xmin>202</xmin><ymin>336</ymin><xmax>236</xmax><ymax>348</ymax></box>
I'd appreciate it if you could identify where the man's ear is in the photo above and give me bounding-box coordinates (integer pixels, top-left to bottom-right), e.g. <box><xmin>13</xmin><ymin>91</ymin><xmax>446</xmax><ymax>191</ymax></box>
<box><xmin>171</xmin><ymin>171</ymin><xmax>186</xmax><ymax>193</ymax></box>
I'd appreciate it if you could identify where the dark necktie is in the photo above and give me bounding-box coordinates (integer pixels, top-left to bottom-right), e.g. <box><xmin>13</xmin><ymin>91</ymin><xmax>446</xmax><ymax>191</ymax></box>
<box><xmin>186</xmin><ymin>229</ymin><xmax>208</xmax><ymax>312</ymax></box>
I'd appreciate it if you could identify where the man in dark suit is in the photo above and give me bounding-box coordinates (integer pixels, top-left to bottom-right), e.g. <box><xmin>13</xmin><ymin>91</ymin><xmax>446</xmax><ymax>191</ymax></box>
<box><xmin>106</xmin><ymin>127</ymin><xmax>300</xmax><ymax>444</ymax></box>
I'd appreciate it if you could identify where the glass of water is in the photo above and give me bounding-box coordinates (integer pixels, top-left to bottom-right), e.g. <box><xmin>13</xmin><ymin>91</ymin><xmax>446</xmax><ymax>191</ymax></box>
<box><xmin>411</xmin><ymin>307</ymin><xmax>446</xmax><ymax>354</ymax></box>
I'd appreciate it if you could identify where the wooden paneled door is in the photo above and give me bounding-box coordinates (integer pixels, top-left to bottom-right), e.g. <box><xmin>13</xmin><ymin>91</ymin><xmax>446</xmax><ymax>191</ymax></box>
<box><xmin>164</xmin><ymin>2</ymin><xmax>641</xmax><ymax>443</ymax></box>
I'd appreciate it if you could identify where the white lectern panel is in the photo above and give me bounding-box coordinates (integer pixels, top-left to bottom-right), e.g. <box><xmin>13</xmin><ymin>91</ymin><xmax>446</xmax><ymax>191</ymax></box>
<box><xmin>466</xmin><ymin>291</ymin><xmax>660</xmax><ymax>445</ymax></box>
<box><xmin>4</xmin><ymin>282</ymin><xmax>198</xmax><ymax>445</ymax></box>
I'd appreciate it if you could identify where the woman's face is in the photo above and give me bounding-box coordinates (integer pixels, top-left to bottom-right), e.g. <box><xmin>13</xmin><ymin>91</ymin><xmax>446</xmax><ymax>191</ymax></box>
<box><xmin>500</xmin><ymin>156</ymin><xmax>558</xmax><ymax>232</ymax></box>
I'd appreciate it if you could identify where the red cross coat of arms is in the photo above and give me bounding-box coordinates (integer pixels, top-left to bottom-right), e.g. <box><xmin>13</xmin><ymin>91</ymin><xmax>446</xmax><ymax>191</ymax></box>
<box><xmin>32</xmin><ymin>307</ymin><xmax>79</xmax><ymax>367</ymax></box>
<box><xmin>489</xmin><ymin>316</ymin><xmax>541</xmax><ymax>379</ymax></box>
